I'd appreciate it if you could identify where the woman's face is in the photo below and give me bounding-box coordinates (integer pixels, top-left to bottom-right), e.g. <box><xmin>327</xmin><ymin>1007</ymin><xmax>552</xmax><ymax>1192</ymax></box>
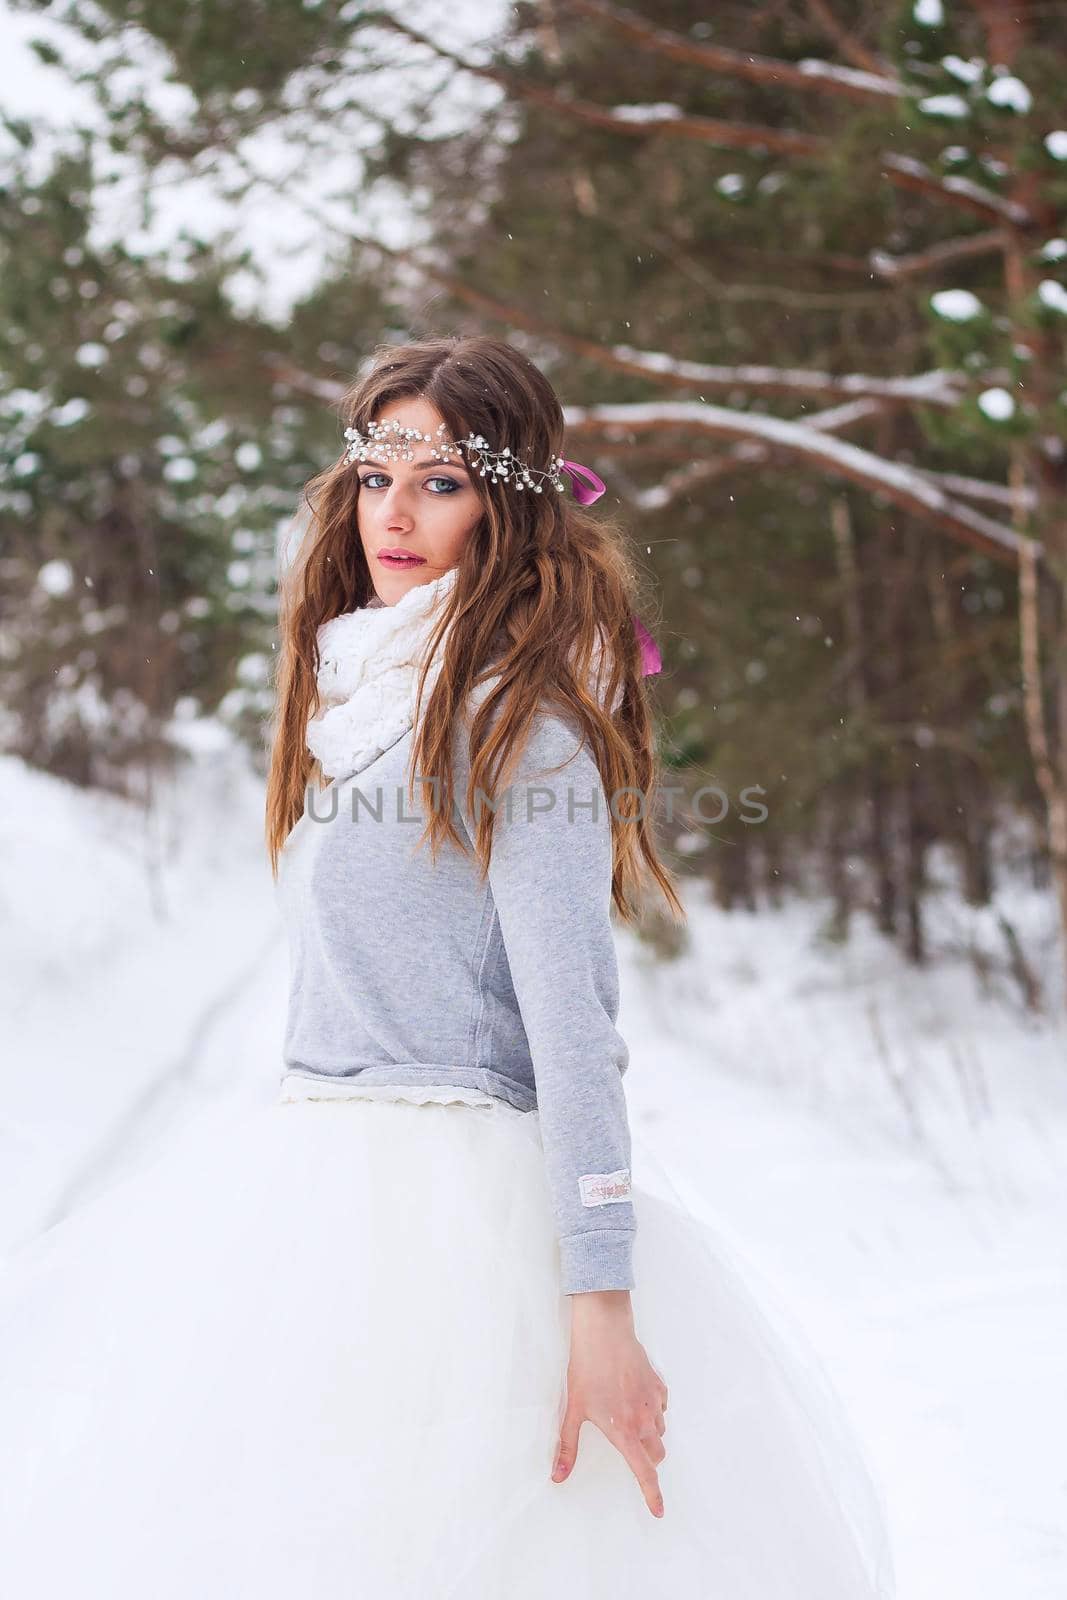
<box><xmin>354</xmin><ymin>396</ymin><xmax>483</xmax><ymax>606</ymax></box>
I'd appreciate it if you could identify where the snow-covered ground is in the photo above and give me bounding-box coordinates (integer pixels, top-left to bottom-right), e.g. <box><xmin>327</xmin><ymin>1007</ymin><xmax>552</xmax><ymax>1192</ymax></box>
<box><xmin>1</xmin><ymin>737</ymin><xmax>1065</xmax><ymax>1598</ymax></box>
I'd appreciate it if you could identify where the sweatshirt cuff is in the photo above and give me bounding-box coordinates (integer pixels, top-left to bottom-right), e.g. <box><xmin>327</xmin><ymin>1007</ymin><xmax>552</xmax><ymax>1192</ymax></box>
<box><xmin>558</xmin><ymin>1227</ymin><xmax>636</xmax><ymax>1295</ymax></box>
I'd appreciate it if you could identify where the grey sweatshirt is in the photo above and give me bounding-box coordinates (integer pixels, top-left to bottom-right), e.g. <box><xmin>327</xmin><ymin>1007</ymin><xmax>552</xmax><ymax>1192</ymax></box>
<box><xmin>275</xmin><ymin>704</ymin><xmax>636</xmax><ymax>1295</ymax></box>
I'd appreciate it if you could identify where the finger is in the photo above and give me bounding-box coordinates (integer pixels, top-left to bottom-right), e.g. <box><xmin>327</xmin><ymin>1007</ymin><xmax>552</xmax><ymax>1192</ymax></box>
<box><xmin>641</xmin><ymin>1390</ymin><xmax>667</xmax><ymax>1436</ymax></box>
<box><xmin>638</xmin><ymin>1427</ymin><xmax>667</xmax><ymax>1466</ymax></box>
<box><xmin>615</xmin><ymin>1431</ymin><xmax>664</xmax><ymax>1517</ymax></box>
<box><xmin>643</xmin><ymin>1388</ymin><xmax>668</xmax><ymax>1427</ymax></box>
<box><xmin>551</xmin><ymin>1409</ymin><xmax>583</xmax><ymax>1483</ymax></box>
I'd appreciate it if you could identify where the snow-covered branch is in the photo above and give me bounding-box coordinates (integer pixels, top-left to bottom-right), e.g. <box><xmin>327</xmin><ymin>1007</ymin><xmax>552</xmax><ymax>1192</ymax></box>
<box><xmin>881</xmin><ymin>156</ymin><xmax>1036</xmax><ymax>229</ymax></box>
<box><xmin>802</xmin><ymin>0</ymin><xmax>892</xmax><ymax>79</ymax></box>
<box><xmin>603</xmin><ymin>344</ymin><xmax>963</xmax><ymax>407</ymax></box>
<box><xmin>239</xmin><ymin>155</ymin><xmax>973</xmax><ymax>415</ymax></box>
<box><xmin>913</xmin><ymin>468</ymin><xmax>1038</xmax><ymax>512</ymax></box>
<box><xmin>619</xmin><ymin>398</ymin><xmax>891</xmax><ymax>511</ymax></box>
<box><xmin>246</xmin><ymin>171</ymin><xmax>1030</xmax><ymax>566</ymax></box>
<box><xmin>870</xmin><ymin>229</ymin><xmax>1010</xmax><ymax>280</ymax></box>
<box><xmin>262</xmin><ymin>313</ymin><xmax>1025</xmax><ymax>562</ymax></box>
<box><xmin>565</xmin><ymin>0</ymin><xmax>904</xmax><ymax>103</ymax></box>
<box><xmin>372</xmin><ymin>20</ymin><xmax>1035</xmax><ymax>233</ymax></box>
<box><xmin>561</xmin><ymin>401</ymin><xmax>1037</xmax><ymax>564</ymax></box>
<box><xmin>377</xmin><ymin>21</ymin><xmax>824</xmax><ymax>158</ymax></box>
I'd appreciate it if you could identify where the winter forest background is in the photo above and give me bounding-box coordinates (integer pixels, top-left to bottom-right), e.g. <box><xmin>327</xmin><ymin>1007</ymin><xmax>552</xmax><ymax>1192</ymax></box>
<box><xmin>2</xmin><ymin>2</ymin><xmax>1066</xmax><ymax>1595</ymax></box>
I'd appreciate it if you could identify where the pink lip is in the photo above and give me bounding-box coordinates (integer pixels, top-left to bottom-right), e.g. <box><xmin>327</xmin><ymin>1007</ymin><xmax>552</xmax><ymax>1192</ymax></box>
<box><xmin>377</xmin><ymin>549</ymin><xmax>426</xmax><ymax>564</ymax></box>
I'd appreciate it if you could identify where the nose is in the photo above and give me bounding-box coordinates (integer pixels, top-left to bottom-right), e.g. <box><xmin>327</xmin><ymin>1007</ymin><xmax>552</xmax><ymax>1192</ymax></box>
<box><xmin>376</xmin><ymin>478</ymin><xmax>418</xmax><ymax>532</ymax></box>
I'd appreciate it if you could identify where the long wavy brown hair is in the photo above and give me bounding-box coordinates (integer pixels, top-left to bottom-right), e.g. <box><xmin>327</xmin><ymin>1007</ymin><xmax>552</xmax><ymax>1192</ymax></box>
<box><xmin>265</xmin><ymin>333</ymin><xmax>684</xmax><ymax>926</ymax></box>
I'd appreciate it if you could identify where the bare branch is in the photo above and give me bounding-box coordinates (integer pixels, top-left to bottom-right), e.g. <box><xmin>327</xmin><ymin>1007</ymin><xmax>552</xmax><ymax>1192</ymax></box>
<box><xmin>646</xmin><ymin>231</ymin><xmax>892</xmax><ymax>305</ymax></box>
<box><xmin>259</xmin><ymin>359</ymin><xmax>349</xmax><ymax>405</ymax></box>
<box><xmin>969</xmin><ymin>0</ymin><xmax>1029</xmax><ymax>66</ymax></box>
<box><xmin>803</xmin><ymin>0</ymin><xmax>892</xmax><ymax>79</ymax></box>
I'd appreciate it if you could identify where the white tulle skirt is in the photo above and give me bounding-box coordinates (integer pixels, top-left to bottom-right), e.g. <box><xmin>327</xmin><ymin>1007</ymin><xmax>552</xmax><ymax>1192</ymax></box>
<box><xmin>0</xmin><ymin>1083</ymin><xmax>895</xmax><ymax>1598</ymax></box>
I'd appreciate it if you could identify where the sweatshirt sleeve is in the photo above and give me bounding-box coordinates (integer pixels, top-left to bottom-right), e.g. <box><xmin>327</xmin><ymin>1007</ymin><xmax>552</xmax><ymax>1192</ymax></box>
<box><xmin>457</xmin><ymin>706</ymin><xmax>636</xmax><ymax>1295</ymax></box>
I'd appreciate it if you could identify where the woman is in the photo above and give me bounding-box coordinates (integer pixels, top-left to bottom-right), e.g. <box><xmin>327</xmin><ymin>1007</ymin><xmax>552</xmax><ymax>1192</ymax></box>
<box><xmin>0</xmin><ymin>335</ymin><xmax>895</xmax><ymax>1597</ymax></box>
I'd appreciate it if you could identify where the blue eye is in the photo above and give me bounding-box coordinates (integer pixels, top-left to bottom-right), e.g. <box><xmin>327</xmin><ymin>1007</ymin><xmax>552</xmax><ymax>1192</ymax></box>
<box><xmin>358</xmin><ymin>473</ymin><xmax>461</xmax><ymax>494</ymax></box>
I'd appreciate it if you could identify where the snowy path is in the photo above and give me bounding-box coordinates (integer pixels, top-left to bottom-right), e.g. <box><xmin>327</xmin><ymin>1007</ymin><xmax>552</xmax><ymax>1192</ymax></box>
<box><xmin>0</xmin><ymin>750</ymin><xmax>281</xmax><ymax>1252</ymax></box>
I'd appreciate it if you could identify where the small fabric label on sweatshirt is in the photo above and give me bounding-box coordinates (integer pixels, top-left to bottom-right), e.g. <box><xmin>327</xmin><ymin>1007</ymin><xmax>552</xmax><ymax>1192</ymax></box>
<box><xmin>578</xmin><ymin>1169</ymin><xmax>632</xmax><ymax>1207</ymax></box>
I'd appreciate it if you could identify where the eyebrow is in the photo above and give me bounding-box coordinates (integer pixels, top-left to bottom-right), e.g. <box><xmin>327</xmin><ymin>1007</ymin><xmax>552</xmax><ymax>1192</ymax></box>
<box><xmin>359</xmin><ymin>457</ymin><xmax>472</xmax><ymax>474</ymax></box>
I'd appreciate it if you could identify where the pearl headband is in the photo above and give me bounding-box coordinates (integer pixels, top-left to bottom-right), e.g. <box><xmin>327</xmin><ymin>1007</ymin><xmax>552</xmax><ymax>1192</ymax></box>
<box><xmin>342</xmin><ymin>417</ymin><xmax>662</xmax><ymax>677</ymax></box>
<box><xmin>343</xmin><ymin>418</ymin><xmax>607</xmax><ymax>505</ymax></box>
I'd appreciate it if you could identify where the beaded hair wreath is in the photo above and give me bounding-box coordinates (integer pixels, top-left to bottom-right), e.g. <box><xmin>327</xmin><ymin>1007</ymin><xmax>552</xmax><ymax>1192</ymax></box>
<box><xmin>343</xmin><ymin>418</ymin><xmax>606</xmax><ymax>504</ymax></box>
<box><xmin>342</xmin><ymin>417</ymin><xmax>662</xmax><ymax>676</ymax></box>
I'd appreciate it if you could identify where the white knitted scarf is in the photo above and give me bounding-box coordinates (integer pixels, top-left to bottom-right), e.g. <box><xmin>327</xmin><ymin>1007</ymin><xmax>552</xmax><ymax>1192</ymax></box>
<box><xmin>307</xmin><ymin>567</ymin><xmax>460</xmax><ymax>781</ymax></box>
<box><xmin>306</xmin><ymin>566</ymin><xmax>621</xmax><ymax>782</ymax></box>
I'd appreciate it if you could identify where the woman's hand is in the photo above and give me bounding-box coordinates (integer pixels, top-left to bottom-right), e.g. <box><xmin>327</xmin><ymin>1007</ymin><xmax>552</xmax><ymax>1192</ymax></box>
<box><xmin>550</xmin><ymin>1288</ymin><xmax>669</xmax><ymax>1517</ymax></box>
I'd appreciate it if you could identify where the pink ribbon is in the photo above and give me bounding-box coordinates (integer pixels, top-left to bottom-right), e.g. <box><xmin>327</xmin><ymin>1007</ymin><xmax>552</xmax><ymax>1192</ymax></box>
<box><xmin>633</xmin><ymin>614</ymin><xmax>662</xmax><ymax>677</ymax></box>
<box><xmin>560</xmin><ymin>459</ymin><xmax>607</xmax><ymax>506</ymax></box>
<box><xmin>561</xmin><ymin>458</ymin><xmax>661</xmax><ymax>678</ymax></box>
